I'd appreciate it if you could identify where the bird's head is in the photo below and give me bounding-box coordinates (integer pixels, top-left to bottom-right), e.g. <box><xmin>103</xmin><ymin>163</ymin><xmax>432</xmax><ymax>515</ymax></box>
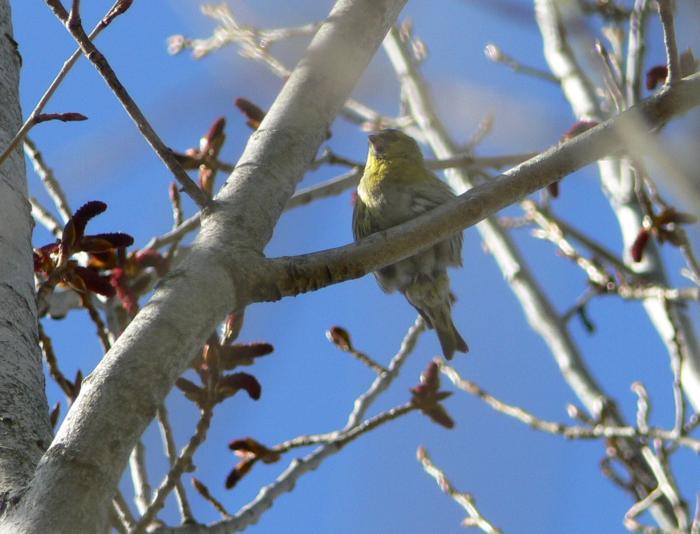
<box><xmin>367</xmin><ymin>129</ymin><xmax>423</xmax><ymax>164</ymax></box>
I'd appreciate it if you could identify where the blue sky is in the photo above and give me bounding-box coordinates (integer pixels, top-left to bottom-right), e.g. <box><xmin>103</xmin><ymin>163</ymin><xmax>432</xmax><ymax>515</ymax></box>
<box><xmin>12</xmin><ymin>1</ymin><xmax>700</xmax><ymax>532</ymax></box>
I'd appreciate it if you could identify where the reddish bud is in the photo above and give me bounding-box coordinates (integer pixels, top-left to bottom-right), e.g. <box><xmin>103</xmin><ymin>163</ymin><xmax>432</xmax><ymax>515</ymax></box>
<box><xmin>74</xmin><ymin>266</ymin><xmax>116</xmax><ymax>297</ymax></box>
<box><xmin>410</xmin><ymin>361</ymin><xmax>455</xmax><ymax>429</ymax></box>
<box><xmin>110</xmin><ymin>268</ymin><xmax>137</xmax><ymax>312</ymax></box>
<box><xmin>228</xmin><ymin>437</ymin><xmax>261</xmax><ymax>455</ymax></box>
<box><xmin>646</xmin><ymin>65</ymin><xmax>668</xmax><ymax>90</ymax></box>
<box><xmin>223</xmin><ymin>311</ymin><xmax>245</xmax><ymax>344</ymax></box>
<box><xmin>225</xmin><ymin>437</ymin><xmax>281</xmax><ymax>489</ymax></box>
<box><xmin>225</xmin><ymin>457</ymin><xmax>256</xmax><ymax>489</ymax></box>
<box><xmin>169</xmin><ymin>182</ymin><xmax>181</xmax><ymax>203</ymax></box>
<box><xmin>34</xmin><ymin>112</ymin><xmax>88</xmax><ymax>124</ymax></box>
<box><xmin>198</xmin><ymin>165</ymin><xmax>215</xmax><ymax>196</ymax></box>
<box><xmin>654</xmin><ymin>207</ymin><xmax>698</xmax><ymax>226</ymax></box>
<box><xmin>217</xmin><ymin>372</ymin><xmax>261</xmax><ymax>401</ymax></box>
<box><xmin>326</xmin><ymin>326</ymin><xmax>353</xmax><ymax>352</ymax></box>
<box><xmin>483</xmin><ymin>43</ymin><xmax>503</xmax><ymax>62</ymax></box>
<box><xmin>219</xmin><ymin>342</ymin><xmax>274</xmax><ymax>369</ymax></box>
<box><xmin>103</xmin><ymin>0</ymin><xmax>133</xmax><ymax>26</ymax></box>
<box><xmin>176</xmin><ymin>377</ymin><xmax>205</xmax><ymax>405</ymax></box>
<box><xmin>49</xmin><ymin>402</ymin><xmax>61</xmax><ymax>429</ymax></box>
<box><xmin>422</xmin><ymin>403</ymin><xmax>455</xmax><ymax>429</ymax></box>
<box><xmin>79</xmin><ymin>232</ymin><xmax>134</xmax><ymax>253</ymax></box>
<box><xmin>560</xmin><ymin>121</ymin><xmax>599</xmax><ymax>142</ymax></box>
<box><xmin>234</xmin><ymin>98</ymin><xmax>266</xmax><ymax>130</ymax></box>
<box><xmin>133</xmin><ymin>248</ymin><xmax>168</xmax><ymax>276</ymax></box>
<box><xmin>64</xmin><ymin>201</ymin><xmax>108</xmax><ymax>247</ymax></box>
<box><xmin>630</xmin><ymin>229</ymin><xmax>650</xmax><ymax>262</ymax></box>
<box><xmin>547</xmin><ymin>181</ymin><xmax>560</xmax><ymax>198</ymax></box>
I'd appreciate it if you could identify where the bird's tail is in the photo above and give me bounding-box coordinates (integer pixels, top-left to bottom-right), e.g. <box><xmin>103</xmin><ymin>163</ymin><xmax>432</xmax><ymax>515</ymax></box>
<box><xmin>405</xmin><ymin>274</ymin><xmax>469</xmax><ymax>359</ymax></box>
<box><xmin>433</xmin><ymin>309</ymin><xmax>469</xmax><ymax>360</ymax></box>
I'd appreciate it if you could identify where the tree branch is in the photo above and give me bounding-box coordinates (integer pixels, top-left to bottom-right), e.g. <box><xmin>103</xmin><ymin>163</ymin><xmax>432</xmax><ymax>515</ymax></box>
<box><xmin>0</xmin><ymin>1</ymin><xmax>408</xmax><ymax>532</ymax></box>
<box><xmin>45</xmin><ymin>0</ymin><xmax>209</xmax><ymax>208</ymax></box>
<box><xmin>0</xmin><ymin>0</ymin><xmax>53</xmax><ymax>504</ymax></box>
<box><xmin>260</xmin><ymin>73</ymin><xmax>700</xmax><ymax>301</ymax></box>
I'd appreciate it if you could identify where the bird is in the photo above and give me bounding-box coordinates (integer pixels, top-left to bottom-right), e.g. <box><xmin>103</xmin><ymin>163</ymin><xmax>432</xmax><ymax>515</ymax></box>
<box><xmin>352</xmin><ymin>129</ymin><xmax>468</xmax><ymax>359</ymax></box>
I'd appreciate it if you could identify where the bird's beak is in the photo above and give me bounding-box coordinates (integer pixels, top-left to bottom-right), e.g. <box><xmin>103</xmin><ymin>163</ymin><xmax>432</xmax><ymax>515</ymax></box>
<box><xmin>368</xmin><ymin>134</ymin><xmax>385</xmax><ymax>155</ymax></box>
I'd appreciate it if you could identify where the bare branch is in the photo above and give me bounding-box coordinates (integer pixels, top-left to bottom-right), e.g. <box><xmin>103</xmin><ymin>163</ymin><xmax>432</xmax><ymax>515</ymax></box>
<box><xmin>129</xmin><ymin>440</ymin><xmax>152</xmax><ymax>515</ymax></box>
<box><xmin>24</xmin><ymin>138</ymin><xmax>72</xmax><ymax>223</ymax></box>
<box><xmin>417</xmin><ymin>447</ymin><xmax>502</xmax><ymax>534</ymax></box>
<box><xmin>261</xmin><ymin>74</ymin><xmax>700</xmax><ymax>299</ymax></box>
<box><xmin>440</xmin><ymin>364</ymin><xmax>700</xmax><ymax>453</ymax></box>
<box><xmin>0</xmin><ymin>1</ymin><xmax>125</xmax><ymax>167</ymax></box>
<box><xmin>156</xmin><ymin>405</ymin><xmax>193</xmax><ymax>523</ymax></box>
<box><xmin>484</xmin><ymin>42</ymin><xmax>559</xmax><ymax>83</ymax></box>
<box><xmin>29</xmin><ymin>196</ymin><xmax>62</xmax><ymax>239</ymax></box>
<box><xmin>134</xmin><ymin>406</ymin><xmax>213</xmax><ymax>532</ymax></box>
<box><xmin>626</xmin><ymin>0</ymin><xmax>652</xmax><ymax>106</ymax></box>
<box><xmin>657</xmin><ymin>0</ymin><xmax>680</xmax><ymax>84</ymax></box>
<box><xmin>7</xmin><ymin>2</ymin><xmax>409</xmax><ymax>531</ymax></box>
<box><xmin>45</xmin><ymin>0</ymin><xmax>209</xmax><ymax>208</ymax></box>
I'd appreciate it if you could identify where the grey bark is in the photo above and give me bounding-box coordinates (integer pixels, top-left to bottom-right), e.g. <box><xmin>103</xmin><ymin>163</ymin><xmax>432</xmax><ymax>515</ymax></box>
<box><xmin>0</xmin><ymin>0</ymin><xmax>52</xmax><ymax>511</ymax></box>
<box><xmin>535</xmin><ymin>0</ymin><xmax>700</xmax><ymax>415</ymax></box>
<box><xmin>0</xmin><ymin>0</ymin><xmax>407</xmax><ymax>532</ymax></box>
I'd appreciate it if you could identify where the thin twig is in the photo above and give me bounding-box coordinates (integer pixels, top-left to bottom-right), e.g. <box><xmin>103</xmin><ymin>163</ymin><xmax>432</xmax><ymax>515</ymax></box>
<box><xmin>595</xmin><ymin>40</ymin><xmax>625</xmax><ymax>112</ymax></box>
<box><xmin>657</xmin><ymin>0</ymin><xmax>680</xmax><ymax>84</ymax></box>
<box><xmin>543</xmin><ymin>208</ymin><xmax>634</xmax><ymax>275</ymax></box>
<box><xmin>0</xmin><ymin>1</ymin><xmax>124</xmax><ymax>167</ymax></box>
<box><xmin>191</xmin><ymin>478</ymin><xmax>231</xmax><ymax>519</ymax></box>
<box><xmin>129</xmin><ymin>440</ymin><xmax>152</xmax><ymax>515</ymax></box>
<box><xmin>134</xmin><ymin>406</ymin><xmax>213</xmax><ymax>532</ymax></box>
<box><xmin>24</xmin><ymin>138</ymin><xmax>72</xmax><ymax>222</ymax></box>
<box><xmin>81</xmin><ymin>295</ymin><xmax>111</xmax><ymax>353</ymax></box>
<box><xmin>439</xmin><ymin>363</ymin><xmax>700</xmax><ymax>453</ymax></box>
<box><xmin>345</xmin><ymin>317</ymin><xmax>425</xmax><ymax>429</ymax></box>
<box><xmin>112</xmin><ymin>490</ymin><xmax>135</xmax><ymax>531</ymax></box>
<box><xmin>523</xmin><ymin>199</ymin><xmax>613</xmax><ymax>287</ymax></box>
<box><xmin>417</xmin><ymin>447</ymin><xmax>502</xmax><ymax>534</ymax></box>
<box><xmin>172</xmin><ymin>3</ymin><xmax>407</xmax><ymax>132</ymax></box>
<box><xmin>663</xmin><ymin>299</ymin><xmax>687</xmax><ymax>438</ymax></box>
<box><xmin>625</xmin><ymin>487</ymin><xmax>664</xmax><ymax>533</ymax></box>
<box><xmin>45</xmin><ymin>0</ymin><xmax>209</xmax><ymax>207</ymax></box>
<box><xmin>29</xmin><ymin>196</ymin><xmax>63</xmax><ymax>239</ymax></box>
<box><xmin>37</xmin><ymin>321</ymin><xmax>75</xmax><ymax>399</ymax></box>
<box><xmin>484</xmin><ymin>42</ymin><xmax>559</xmax><ymax>84</ymax></box>
<box><xmin>625</xmin><ymin>0</ymin><xmax>651</xmax><ymax>106</ymax></box>
<box><xmin>156</xmin><ymin>404</ymin><xmax>194</xmax><ymax>523</ymax></box>
<box><xmin>632</xmin><ymin>382</ymin><xmax>650</xmax><ymax>434</ymax></box>
<box><xmin>168</xmin><ymin>319</ymin><xmax>425</xmax><ymax>534</ymax></box>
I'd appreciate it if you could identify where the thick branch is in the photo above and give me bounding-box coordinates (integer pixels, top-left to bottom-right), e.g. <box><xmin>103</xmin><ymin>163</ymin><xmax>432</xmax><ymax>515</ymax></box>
<box><xmin>0</xmin><ymin>1</ymin><xmax>407</xmax><ymax>532</ymax></box>
<box><xmin>260</xmin><ymin>73</ymin><xmax>700</xmax><ymax>300</ymax></box>
<box><xmin>536</xmin><ymin>0</ymin><xmax>700</xmax><ymax>423</ymax></box>
<box><xmin>0</xmin><ymin>0</ymin><xmax>52</xmax><ymax>505</ymax></box>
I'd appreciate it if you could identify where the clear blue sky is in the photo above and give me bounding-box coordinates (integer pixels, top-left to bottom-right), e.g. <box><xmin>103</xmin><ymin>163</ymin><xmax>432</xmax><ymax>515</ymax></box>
<box><xmin>12</xmin><ymin>1</ymin><xmax>700</xmax><ymax>532</ymax></box>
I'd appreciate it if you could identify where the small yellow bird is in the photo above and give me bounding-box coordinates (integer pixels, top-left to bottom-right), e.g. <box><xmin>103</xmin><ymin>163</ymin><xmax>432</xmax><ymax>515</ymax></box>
<box><xmin>352</xmin><ymin>129</ymin><xmax>468</xmax><ymax>359</ymax></box>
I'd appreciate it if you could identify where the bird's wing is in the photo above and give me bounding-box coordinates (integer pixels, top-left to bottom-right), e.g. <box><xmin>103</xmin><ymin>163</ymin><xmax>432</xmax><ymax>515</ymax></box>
<box><xmin>352</xmin><ymin>193</ymin><xmax>379</xmax><ymax>241</ymax></box>
<box><xmin>408</xmin><ymin>173</ymin><xmax>456</xmax><ymax>215</ymax></box>
<box><xmin>408</xmin><ymin>174</ymin><xmax>463</xmax><ymax>268</ymax></box>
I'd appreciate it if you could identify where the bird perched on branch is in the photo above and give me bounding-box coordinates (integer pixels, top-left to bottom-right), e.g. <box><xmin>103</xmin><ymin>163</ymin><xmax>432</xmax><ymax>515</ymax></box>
<box><xmin>352</xmin><ymin>129</ymin><xmax>468</xmax><ymax>359</ymax></box>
